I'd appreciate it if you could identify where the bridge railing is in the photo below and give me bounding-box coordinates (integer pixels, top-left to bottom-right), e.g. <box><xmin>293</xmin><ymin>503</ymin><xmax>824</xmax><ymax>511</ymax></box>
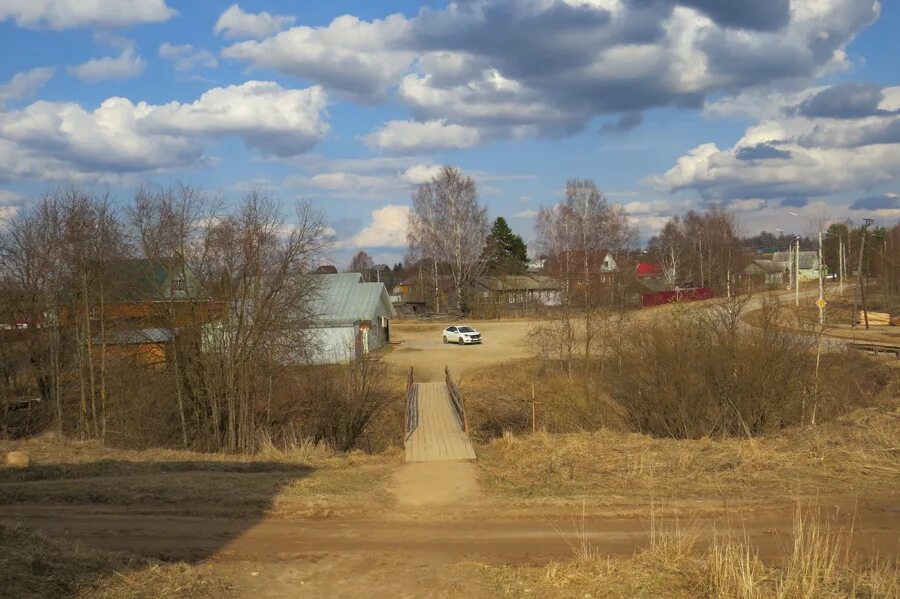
<box><xmin>404</xmin><ymin>366</ymin><xmax>418</xmax><ymax>439</ymax></box>
<box><xmin>445</xmin><ymin>366</ymin><xmax>468</xmax><ymax>432</ymax></box>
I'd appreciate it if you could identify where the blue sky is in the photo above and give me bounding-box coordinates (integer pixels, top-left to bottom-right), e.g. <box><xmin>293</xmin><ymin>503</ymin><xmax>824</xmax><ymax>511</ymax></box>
<box><xmin>1</xmin><ymin>1</ymin><xmax>898</xmax><ymax>266</ymax></box>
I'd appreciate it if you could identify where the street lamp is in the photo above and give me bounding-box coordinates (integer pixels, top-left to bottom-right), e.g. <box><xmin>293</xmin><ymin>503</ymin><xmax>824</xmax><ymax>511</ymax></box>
<box><xmin>789</xmin><ymin>212</ymin><xmax>825</xmax><ymax>325</ymax></box>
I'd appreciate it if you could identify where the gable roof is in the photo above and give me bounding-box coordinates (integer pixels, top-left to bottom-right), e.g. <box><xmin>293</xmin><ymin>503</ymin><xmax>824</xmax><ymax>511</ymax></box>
<box><xmin>771</xmin><ymin>251</ymin><xmax>820</xmax><ymax>270</ymax></box>
<box><xmin>745</xmin><ymin>259</ymin><xmax>788</xmax><ymax>274</ymax></box>
<box><xmin>309</xmin><ymin>273</ymin><xmax>395</xmax><ymax>326</ymax></box>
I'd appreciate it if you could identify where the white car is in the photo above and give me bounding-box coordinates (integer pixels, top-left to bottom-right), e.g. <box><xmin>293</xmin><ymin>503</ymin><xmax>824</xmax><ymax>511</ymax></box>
<box><xmin>442</xmin><ymin>325</ymin><xmax>482</xmax><ymax>345</ymax></box>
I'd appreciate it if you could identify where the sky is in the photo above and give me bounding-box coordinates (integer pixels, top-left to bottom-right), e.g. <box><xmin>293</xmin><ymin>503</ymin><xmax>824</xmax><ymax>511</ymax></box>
<box><xmin>0</xmin><ymin>0</ymin><xmax>898</xmax><ymax>267</ymax></box>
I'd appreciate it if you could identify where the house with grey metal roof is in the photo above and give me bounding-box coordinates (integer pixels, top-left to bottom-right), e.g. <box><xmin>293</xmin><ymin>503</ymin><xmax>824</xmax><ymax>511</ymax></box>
<box><xmin>306</xmin><ymin>273</ymin><xmax>396</xmax><ymax>364</ymax></box>
<box><xmin>771</xmin><ymin>251</ymin><xmax>822</xmax><ymax>282</ymax></box>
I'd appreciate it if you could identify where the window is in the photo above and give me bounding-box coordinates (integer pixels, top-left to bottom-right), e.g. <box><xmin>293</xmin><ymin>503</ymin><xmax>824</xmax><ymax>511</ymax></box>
<box><xmin>171</xmin><ymin>278</ymin><xmax>186</xmax><ymax>293</ymax></box>
<box><xmin>448</xmin><ymin>327</ymin><xmax>457</xmax><ymax>333</ymax></box>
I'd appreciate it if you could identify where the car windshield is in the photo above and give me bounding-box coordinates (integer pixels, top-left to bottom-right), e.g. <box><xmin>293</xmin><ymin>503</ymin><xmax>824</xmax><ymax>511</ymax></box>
<box><xmin>458</xmin><ymin>327</ymin><xmax>475</xmax><ymax>333</ymax></box>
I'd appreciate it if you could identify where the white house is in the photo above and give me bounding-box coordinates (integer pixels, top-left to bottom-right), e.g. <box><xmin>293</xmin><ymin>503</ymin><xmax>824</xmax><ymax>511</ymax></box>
<box><xmin>306</xmin><ymin>273</ymin><xmax>396</xmax><ymax>364</ymax></box>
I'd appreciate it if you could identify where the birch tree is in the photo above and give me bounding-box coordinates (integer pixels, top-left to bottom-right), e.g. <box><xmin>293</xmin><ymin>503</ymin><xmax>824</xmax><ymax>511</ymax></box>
<box><xmin>408</xmin><ymin>166</ymin><xmax>488</xmax><ymax>313</ymax></box>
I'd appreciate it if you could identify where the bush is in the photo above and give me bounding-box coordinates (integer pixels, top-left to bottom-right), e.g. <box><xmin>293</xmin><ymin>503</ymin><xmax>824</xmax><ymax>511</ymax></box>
<box><xmin>605</xmin><ymin>297</ymin><xmax>893</xmax><ymax>438</ymax></box>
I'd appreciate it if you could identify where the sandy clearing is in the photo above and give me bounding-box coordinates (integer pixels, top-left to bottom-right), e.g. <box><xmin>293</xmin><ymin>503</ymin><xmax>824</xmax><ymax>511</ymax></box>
<box><xmin>385</xmin><ymin>320</ymin><xmax>536</xmax><ymax>381</ymax></box>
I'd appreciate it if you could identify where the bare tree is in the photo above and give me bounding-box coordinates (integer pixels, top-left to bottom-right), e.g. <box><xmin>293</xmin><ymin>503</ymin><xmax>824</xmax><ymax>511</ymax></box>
<box><xmin>535</xmin><ymin>180</ymin><xmax>635</xmax><ymax>378</ymax></box>
<box><xmin>408</xmin><ymin>166</ymin><xmax>489</xmax><ymax>312</ymax></box>
<box><xmin>200</xmin><ymin>192</ymin><xmax>329</xmax><ymax>452</ymax></box>
<box><xmin>349</xmin><ymin>250</ymin><xmax>375</xmax><ymax>281</ymax></box>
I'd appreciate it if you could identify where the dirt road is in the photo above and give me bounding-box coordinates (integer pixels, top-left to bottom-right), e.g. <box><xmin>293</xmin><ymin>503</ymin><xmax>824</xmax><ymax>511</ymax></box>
<box><xmin>1</xmin><ymin>493</ymin><xmax>897</xmax><ymax>597</ymax></box>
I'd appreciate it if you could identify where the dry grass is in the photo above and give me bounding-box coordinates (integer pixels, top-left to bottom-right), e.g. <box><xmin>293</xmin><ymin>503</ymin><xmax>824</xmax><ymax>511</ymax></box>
<box><xmin>0</xmin><ymin>435</ymin><xmax>397</xmax><ymax>518</ymax></box>
<box><xmin>452</xmin><ymin>508</ymin><xmax>898</xmax><ymax>598</ymax></box>
<box><xmin>476</xmin><ymin>405</ymin><xmax>900</xmax><ymax>505</ymax></box>
<box><xmin>0</xmin><ymin>522</ymin><xmax>233</xmax><ymax>599</ymax></box>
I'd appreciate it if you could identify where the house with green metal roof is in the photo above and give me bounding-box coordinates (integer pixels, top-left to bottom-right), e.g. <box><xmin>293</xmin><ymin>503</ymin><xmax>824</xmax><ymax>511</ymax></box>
<box><xmin>307</xmin><ymin>273</ymin><xmax>395</xmax><ymax>364</ymax></box>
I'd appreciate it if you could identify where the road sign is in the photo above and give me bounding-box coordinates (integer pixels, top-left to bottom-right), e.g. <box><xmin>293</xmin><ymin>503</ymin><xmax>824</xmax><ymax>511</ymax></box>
<box><xmin>815</xmin><ymin>298</ymin><xmax>827</xmax><ymax>309</ymax></box>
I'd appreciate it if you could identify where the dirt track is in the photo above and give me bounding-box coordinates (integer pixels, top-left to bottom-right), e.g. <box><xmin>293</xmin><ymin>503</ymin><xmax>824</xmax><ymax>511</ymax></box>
<box><xmin>1</xmin><ymin>492</ymin><xmax>897</xmax><ymax>597</ymax></box>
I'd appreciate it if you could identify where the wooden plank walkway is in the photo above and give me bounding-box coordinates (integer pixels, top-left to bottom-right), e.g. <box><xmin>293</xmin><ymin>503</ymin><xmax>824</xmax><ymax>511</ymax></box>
<box><xmin>405</xmin><ymin>382</ymin><xmax>477</xmax><ymax>462</ymax></box>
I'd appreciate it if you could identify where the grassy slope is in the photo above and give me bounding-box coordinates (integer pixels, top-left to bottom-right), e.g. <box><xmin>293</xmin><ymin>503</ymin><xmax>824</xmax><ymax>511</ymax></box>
<box><xmin>0</xmin><ymin>437</ymin><xmax>397</xmax><ymax>518</ymax></box>
<box><xmin>476</xmin><ymin>406</ymin><xmax>899</xmax><ymax>505</ymax></box>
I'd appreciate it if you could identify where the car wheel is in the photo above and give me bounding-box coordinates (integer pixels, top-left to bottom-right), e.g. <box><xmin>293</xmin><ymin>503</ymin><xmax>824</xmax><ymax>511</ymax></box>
<box><xmin>442</xmin><ymin>336</ymin><xmax>448</xmax><ymax>344</ymax></box>
<box><xmin>458</xmin><ymin>337</ymin><xmax>465</xmax><ymax>345</ymax></box>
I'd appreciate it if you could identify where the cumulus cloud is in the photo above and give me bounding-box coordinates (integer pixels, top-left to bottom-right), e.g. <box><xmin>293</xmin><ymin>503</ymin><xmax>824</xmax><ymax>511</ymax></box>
<box><xmin>159</xmin><ymin>43</ymin><xmax>218</xmax><ymax>72</ymax></box>
<box><xmin>0</xmin><ymin>81</ymin><xmax>329</xmax><ymax>182</ymax></box>
<box><xmin>797</xmin><ymin>82</ymin><xmax>895</xmax><ymax>119</ymax></box>
<box><xmin>214</xmin><ymin>4</ymin><xmax>296</xmax><ymax>40</ymax></box>
<box><xmin>0</xmin><ymin>67</ymin><xmax>55</xmax><ymax>106</ymax></box>
<box><xmin>222</xmin><ymin>0</ymin><xmax>879</xmax><ymax>145</ymax></box>
<box><xmin>651</xmin><ymin>84</ymin><xmax>900</xmax><ymax>203</ymax></box>
<box><xmin>341</xmin><ymin>204</ymin><xmax>409</xmax><ymax>248</ymax></box>
<box><xmin>363</xmin><ymin>119</ymin><xmax>481</xmax><ymax>153</ymax></box>
<box><xmin>288</xmin><ymin>161</ymin><xmax>441</xmax><ymax>201</ymax></box>
<box><xmin>222</xmin><ymin>14</ymin><xmax>414</xmax><ymax>103</ymax></box>
<box><xmin>68</xmin><ymin>47</ymin><xmax>146</xmax><ymax>82</ymax></box>
<box><xmin>0</xmin><ymin>0</ymin><xmax>175</xmax><ymax>30</ymax></box>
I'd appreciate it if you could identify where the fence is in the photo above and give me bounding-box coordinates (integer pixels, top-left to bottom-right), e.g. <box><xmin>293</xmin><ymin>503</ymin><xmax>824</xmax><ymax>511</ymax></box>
<box><xmin>444</xmin><ymin>366</ymin><xmax>468</xmax><ymax>432</ymax></box>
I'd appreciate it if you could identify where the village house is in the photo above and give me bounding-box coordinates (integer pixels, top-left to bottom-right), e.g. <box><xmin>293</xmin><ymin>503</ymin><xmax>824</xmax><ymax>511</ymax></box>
<box><xmin>467</xmin><ymin>274</ymin><xmax>563</xmax><ymax>309</ymax></box>
<box><xmin>771</xmin><ymin>251</ymin><xmax>822</xmax><ymax>282</ymax></box>
<box><xmin>742</xmin><ymin>259</ymin><xmax>789</xmax><ymax>291</ymax></box>
<box><xmin>392</xmin><ymin>273</ymin><xmax>453</xmax><ymax>314</ymax></box>
<box><xmin>68</xmin><ymin>257</ymin><xmax>222</xmax><ymax>366</ymax></box>
<box><xmin>307</xmin><ymin>273</ymin><xmax>395</xmax><ymax>364</ymax></box>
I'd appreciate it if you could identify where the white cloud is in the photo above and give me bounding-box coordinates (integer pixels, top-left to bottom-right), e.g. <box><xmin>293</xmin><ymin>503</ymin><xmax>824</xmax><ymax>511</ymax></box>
<box><xmin>0</xmin><ymin>0</ymin><xmax>175</xmax><ymax>30</ymax></box>
<box><xmin>513</xmin><ymin>209</ymin><xmax>538</xmax><ymax>218</ymax></box>
<box><xmin>623</xmin><ymin>200</ymin><xmax>676</xmax><ymax>215</ymax></box>
<box><xmin>341</xmin><ymin>204</ymin><xmax>410</xmax><ymax>249</ymax></box>
<box><xmin>221</xmin><ymin>14</ymin><xmax>414</xmax><ymax>103</ymax></box>
<box><xmin>0</xmin><ymin>67</ymin><xmax>55</xmax><ymax>106</ymax></box>
<box><xmin>0</xmin><ymin>81</ymin><xmax>329</xmax><ymax>182</ymax></box>
<box><xmin>399</xmin><ymin>164</ymin><xmax>442</xmax><ymax>185</ymax></box>
<box><xmin>68</xmin><ymin>48</ymin><xmax>146</xmax><ymax>82</ymax></box>
<box><xmin>159</xmin><ymin>43</ymin><xmax>218</xmax><ymax>72</ymax></box>
<box><xmin>364</xmin><ymin>119</ymin><xmax>481</xmax><ymax>153</ymax></box>
<box><xmin>220</xmin><ymin>0</ymin><xmax>879</xmax><ymax>147</ymax></box>
<box><xmin>0</xmin><ymin>189</ymin><xmax>24</xmax><ymax>206</ymax></box>
<box><xmin>214</xmin><ymin>4</ymin><xmax>296</xmax><ymax>40</ymax></box>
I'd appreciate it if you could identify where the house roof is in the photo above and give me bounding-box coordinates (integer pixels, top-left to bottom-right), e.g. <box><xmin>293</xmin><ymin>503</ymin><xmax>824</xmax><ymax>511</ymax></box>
<box><xmin>309</xmin><ymin>273</ymin><xmax>396</xmax><ymax>326</ymax></box>
<box><xmin>635</xmin><ymin>262</ymin><xmax>663</xmax><ymax>276</ymax></box>
<box><xmin>771</xmin><ymin>251</ymin><xmax>820</xmax><ymax>270</ymax></box>
<box><xmin>104</xmin><ymin>258</ymin><xmax>202</xmax><ymax>302</ymax></box>
<box><xmin>101</xmin><ymin>328</ymin><xmax>174</xmax><ymax>345</ymax></box>
<box><xmin>745</xmin><ymin>259</ymin><xmax>787</xmax><ymax>274</ymax></box>
<box><xmin>474</xmin><ymin>275</ymin><xmax>562</xmax><ymax>292</ymax></box>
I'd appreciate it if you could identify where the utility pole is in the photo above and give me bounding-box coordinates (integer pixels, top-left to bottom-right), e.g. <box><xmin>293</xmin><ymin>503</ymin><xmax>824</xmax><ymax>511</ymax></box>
<box><xmin>817</xmin><ymin>228</ymin><xmax>824</xmax><ymax>325</ymax></box>
<box><xmin>856</xmin><ymin>219</ymin><xmax>874</xmax><ymax>329</ymax></box>
<box><xmin>795</xmin><ymin>237</ymin><xmax>800</xmax><ymax>307</ymax></box>
<box><xmin>838</xmin><ymin>236</ymin><xmax>844</xmax><ymax>296</ymax></box>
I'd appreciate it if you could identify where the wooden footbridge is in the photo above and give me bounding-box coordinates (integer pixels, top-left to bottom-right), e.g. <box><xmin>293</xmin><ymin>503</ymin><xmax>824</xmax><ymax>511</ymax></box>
<box><xmin>404</xmin><ymin>367</ymin><xmax>476</xmax><ymax>462</ymax></box>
